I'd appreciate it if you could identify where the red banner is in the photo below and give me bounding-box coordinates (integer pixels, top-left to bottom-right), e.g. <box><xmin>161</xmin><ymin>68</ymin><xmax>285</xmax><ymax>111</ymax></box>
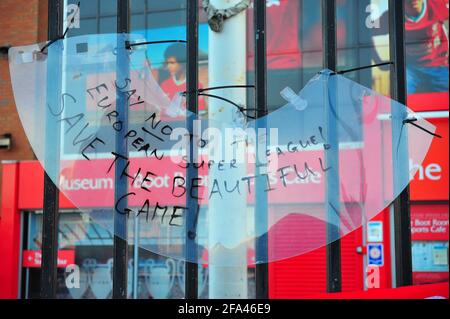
<box><xmin>407</xmin><ymin>92</ymin><xmax>449</xmax><ymax>112</ymax></box>
<box><xmin>410</xmin><ymin>118</ymin><xmax>449</xmax><ymax>201</ymax></box>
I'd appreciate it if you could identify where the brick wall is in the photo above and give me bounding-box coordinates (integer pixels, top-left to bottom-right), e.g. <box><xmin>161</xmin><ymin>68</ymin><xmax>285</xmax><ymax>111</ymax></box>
<box><xmin>0</xmin><ymin>0</ymin><xmax>47</xmax><ymax>215</ymax></box>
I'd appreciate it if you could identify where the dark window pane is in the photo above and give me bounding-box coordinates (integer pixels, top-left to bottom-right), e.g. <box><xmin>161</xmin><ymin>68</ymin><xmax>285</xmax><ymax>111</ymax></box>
<box><xmin>99</xmin><ymin>16</ymin><xmax>117</xmax><ymax>33</ymax></box>
<box><xmin>131</xmin><ymin>0</ymin><xmax>146</xmax><ymax>14</ymax></box>
<box><xmin>68</xmin><ymin>18</ymin><xmax>98</xmax><ymax>37</ymax></box>
<box><xmin>131</xmin><ymin>14</ymin><xmax>145</xmax><ymax>31</ymax></box>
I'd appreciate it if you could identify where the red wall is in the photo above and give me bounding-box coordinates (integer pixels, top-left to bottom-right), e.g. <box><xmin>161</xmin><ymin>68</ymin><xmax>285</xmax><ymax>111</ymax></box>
<box><xmin>0</xmin><ymin>163</ymin><xmax>21</xmax><ymax>298</ymax></box>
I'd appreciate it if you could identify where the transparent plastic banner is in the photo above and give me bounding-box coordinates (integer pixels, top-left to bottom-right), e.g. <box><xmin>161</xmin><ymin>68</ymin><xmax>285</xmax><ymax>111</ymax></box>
<box><xmin>9</xmin><ymin>33</ymin><xmax>435</xmax><ymax>266</ymax></box>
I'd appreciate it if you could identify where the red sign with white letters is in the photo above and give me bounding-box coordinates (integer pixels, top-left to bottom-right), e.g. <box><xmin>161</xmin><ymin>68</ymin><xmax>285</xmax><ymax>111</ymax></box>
<box><xmin>22</xmin><ymin>250</ymin><xmax>75</xmax><ymax>268</ymax></box>
<box><xmin>410</xmin><ymin>118</ymin><xmax>449</xmax><ymax>201</ymax></box>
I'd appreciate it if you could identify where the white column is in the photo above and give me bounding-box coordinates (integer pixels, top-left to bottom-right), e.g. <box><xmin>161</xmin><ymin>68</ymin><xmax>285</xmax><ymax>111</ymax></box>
<box><xmin>208</xmin><ymin>0</ymin><xmax>248</xmax><ymax>299</ymax></box>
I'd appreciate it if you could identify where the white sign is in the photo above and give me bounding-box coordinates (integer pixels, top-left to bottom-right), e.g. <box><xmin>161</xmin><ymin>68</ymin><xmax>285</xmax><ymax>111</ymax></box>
<box><xmin>367</xmin><ymin>221</ymin><xmax>383</xmax><ymax>242</ymax></box>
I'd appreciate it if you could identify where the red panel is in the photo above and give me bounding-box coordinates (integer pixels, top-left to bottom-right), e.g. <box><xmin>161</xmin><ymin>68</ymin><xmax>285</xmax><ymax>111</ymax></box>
<box><xmin>410</xmin><ymin>118</ymin><xmax>449</xmax><ymax>201</ymax></box>
<box><xmin>268</xmin><ymin>206</ymin><xmax>367</xmax><ymax>298</ymax></box>
<box><xmin>407</xmin><ymin>92</ymin><xmax>449</xmax><ymax>112</ymax></box>
<box><xmin>268</xmin><ymin>212</ymin><xmax>327</xmax><ymax>298</ymax></box>
<box><xmin>269</xmin><ymin>248</ymin><xmax>327</xmax><ymax>299</ymax></box>
<box><xmin>381</xmin><ymin>208</ymin><xmax>392</xmax><ymax>288</ymax></box>
<box><xmin>341</xmin><ymin>227</ymin><xmax>364</xmax><ymax>292</ymax></box>
<box><xmin>269</xmin><ymin>230</ymin><xmax>368</xmax><ymax>298</ymax></box>
<box><xmin>0</xmin><ymin>163</ymin><xmax>21</xmax><ymax>299</ymax></box>
<box><xmin>17</xmin><ymin>161</ymin><xmax>75</xmax><ymax>210</ymax></box>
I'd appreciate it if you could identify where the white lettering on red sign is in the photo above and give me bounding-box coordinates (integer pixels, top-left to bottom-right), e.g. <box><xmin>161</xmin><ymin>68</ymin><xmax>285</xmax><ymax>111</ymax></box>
<box><xmin>410</xmin><ymin>159</ymin><xmax>442</xmax><ymax>181</ymax></box>
<box><xmin>411</xmin><ymin>218</ymin><xmax>449</xmax><ymax>234</ymax></box>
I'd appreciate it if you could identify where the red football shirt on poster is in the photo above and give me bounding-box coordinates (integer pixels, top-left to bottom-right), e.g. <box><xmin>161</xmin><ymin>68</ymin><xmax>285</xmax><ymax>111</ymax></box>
<box><xmin>404</xmin><ymin>0</ymin><xmax>449</xmax><ymax>67</ymax></box>
<box><xmin>375</xmin><ymin>0</ymin><xmax>449</xmax><ymax>67</ymax></box>
<box><xmin>160</xmin><ymin>76</ymin><xmax>206</xmax><ymax>112</ymax></box>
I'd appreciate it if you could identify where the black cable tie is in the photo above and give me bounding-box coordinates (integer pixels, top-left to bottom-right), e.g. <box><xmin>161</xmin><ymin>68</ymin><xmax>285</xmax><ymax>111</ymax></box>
<box><xmin>319</xmin><ymin>61</ymin><xmax>394</xmax><ymax>76</ymax></box>
<box><xmin>407</xmin><ymin>121</ymin><xmax>442</xmax><ymax>138</ymax></box>
<box><xmin>403</xmin><ymin>118</ymin><xmax>418</xmax><ymax>124</ymax></box>
<box><xmin>39</xmin><ymin>37</ymin><xmax>63</xmax><ymax>54</ymax></box>
<box><xmin>181</xmin><ymin>85</ymin><xmax>255</xmax><ymax>96</ymax></box>
<box><xmin>125</xmin><ymin>40</ymin><xmax>187</xmax><ymax>50</ymax></box>
<box><xmin>40</xmin><ymin>2</ymin><xmax>80</xmax><ymax>54</ymax></box>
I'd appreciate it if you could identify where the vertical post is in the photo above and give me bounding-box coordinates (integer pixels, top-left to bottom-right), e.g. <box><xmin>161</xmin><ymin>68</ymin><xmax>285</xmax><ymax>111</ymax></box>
<box><xmin>322</xmin><ymin>0</ymin><xmax>337</xmax><ymax>72</ymax></box>
<box><xmin>132</xmin><ymin>215</ymin><xmax>139</xmax><ymax>299</ymax></box>
<box><xmin>208</xmin><ymin>0</ymin><xmax>248</xmax><ymax>299</ymax></box>
<box><xmin>388</xmin><ymin>0</ymin><xmax>413</xmax><ymax>287</ymax></box>
<box><xmin>40</xmin><ymin>0</ymin><xmax>63</xmax><ymax>299</ymax></box>
<box><xmin>254</xmin><ymin>0</ymin><xmax>268</xmax><ymax>300</ymax></box>
<box><xmin>113</xmin><ymin>0</ymin><xmax>130</xmax><ymax>299</ymax></box>
<box><xmin>322</xmin><ymin>0</ymin><xmax>342</xmax><ymax>293</ymax></box>
<box><xmin>185</xmin><ymin>0</ymin><xmax>199</xmax><ymax>299</ymax></box>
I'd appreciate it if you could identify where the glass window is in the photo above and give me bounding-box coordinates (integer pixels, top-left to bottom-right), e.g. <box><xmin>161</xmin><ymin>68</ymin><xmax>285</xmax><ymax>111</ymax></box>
<box><xmin>22</xmin><ymin>210</ymin><xmax>115</xmax><ymax>299</ymax></box>
<box><xmin>338</xmin><ymin>0</ymin><xmax>390</xmax><ymax>95</ymax></box>
<box><xmin>261</xmin><ymin>0</ymin><xmax>323</xmax><ymax>112</ymax></box>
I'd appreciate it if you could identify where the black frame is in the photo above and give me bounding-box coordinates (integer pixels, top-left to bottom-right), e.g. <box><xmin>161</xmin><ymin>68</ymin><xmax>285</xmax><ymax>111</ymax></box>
<box><xmin>388</xmin><ymin>0</ymin><xmax>413</xmax><ymax>287</ymax></box>
<box><xmin>185</xmin><ymin>0</ymin><xmax>199</xmax><ymax>299</ymax></box>
<box><xmin>322</xmin><ymin>0</ymin><xmax>342</xmax><ymax>293</ymax></box>
<box><xmin>254</xmin><ymin>0</ymin><xmax>269</xmax><ymax>299</ymax></box>
<box><xmin>40</xmin><ymin>0</ymin><xmax>63</xmax><ymax>299</ymax></box>
<box><xmin>112</xmin><ymin>0</ymin><xmax>130</xmax><ymax>299</ymax></box>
